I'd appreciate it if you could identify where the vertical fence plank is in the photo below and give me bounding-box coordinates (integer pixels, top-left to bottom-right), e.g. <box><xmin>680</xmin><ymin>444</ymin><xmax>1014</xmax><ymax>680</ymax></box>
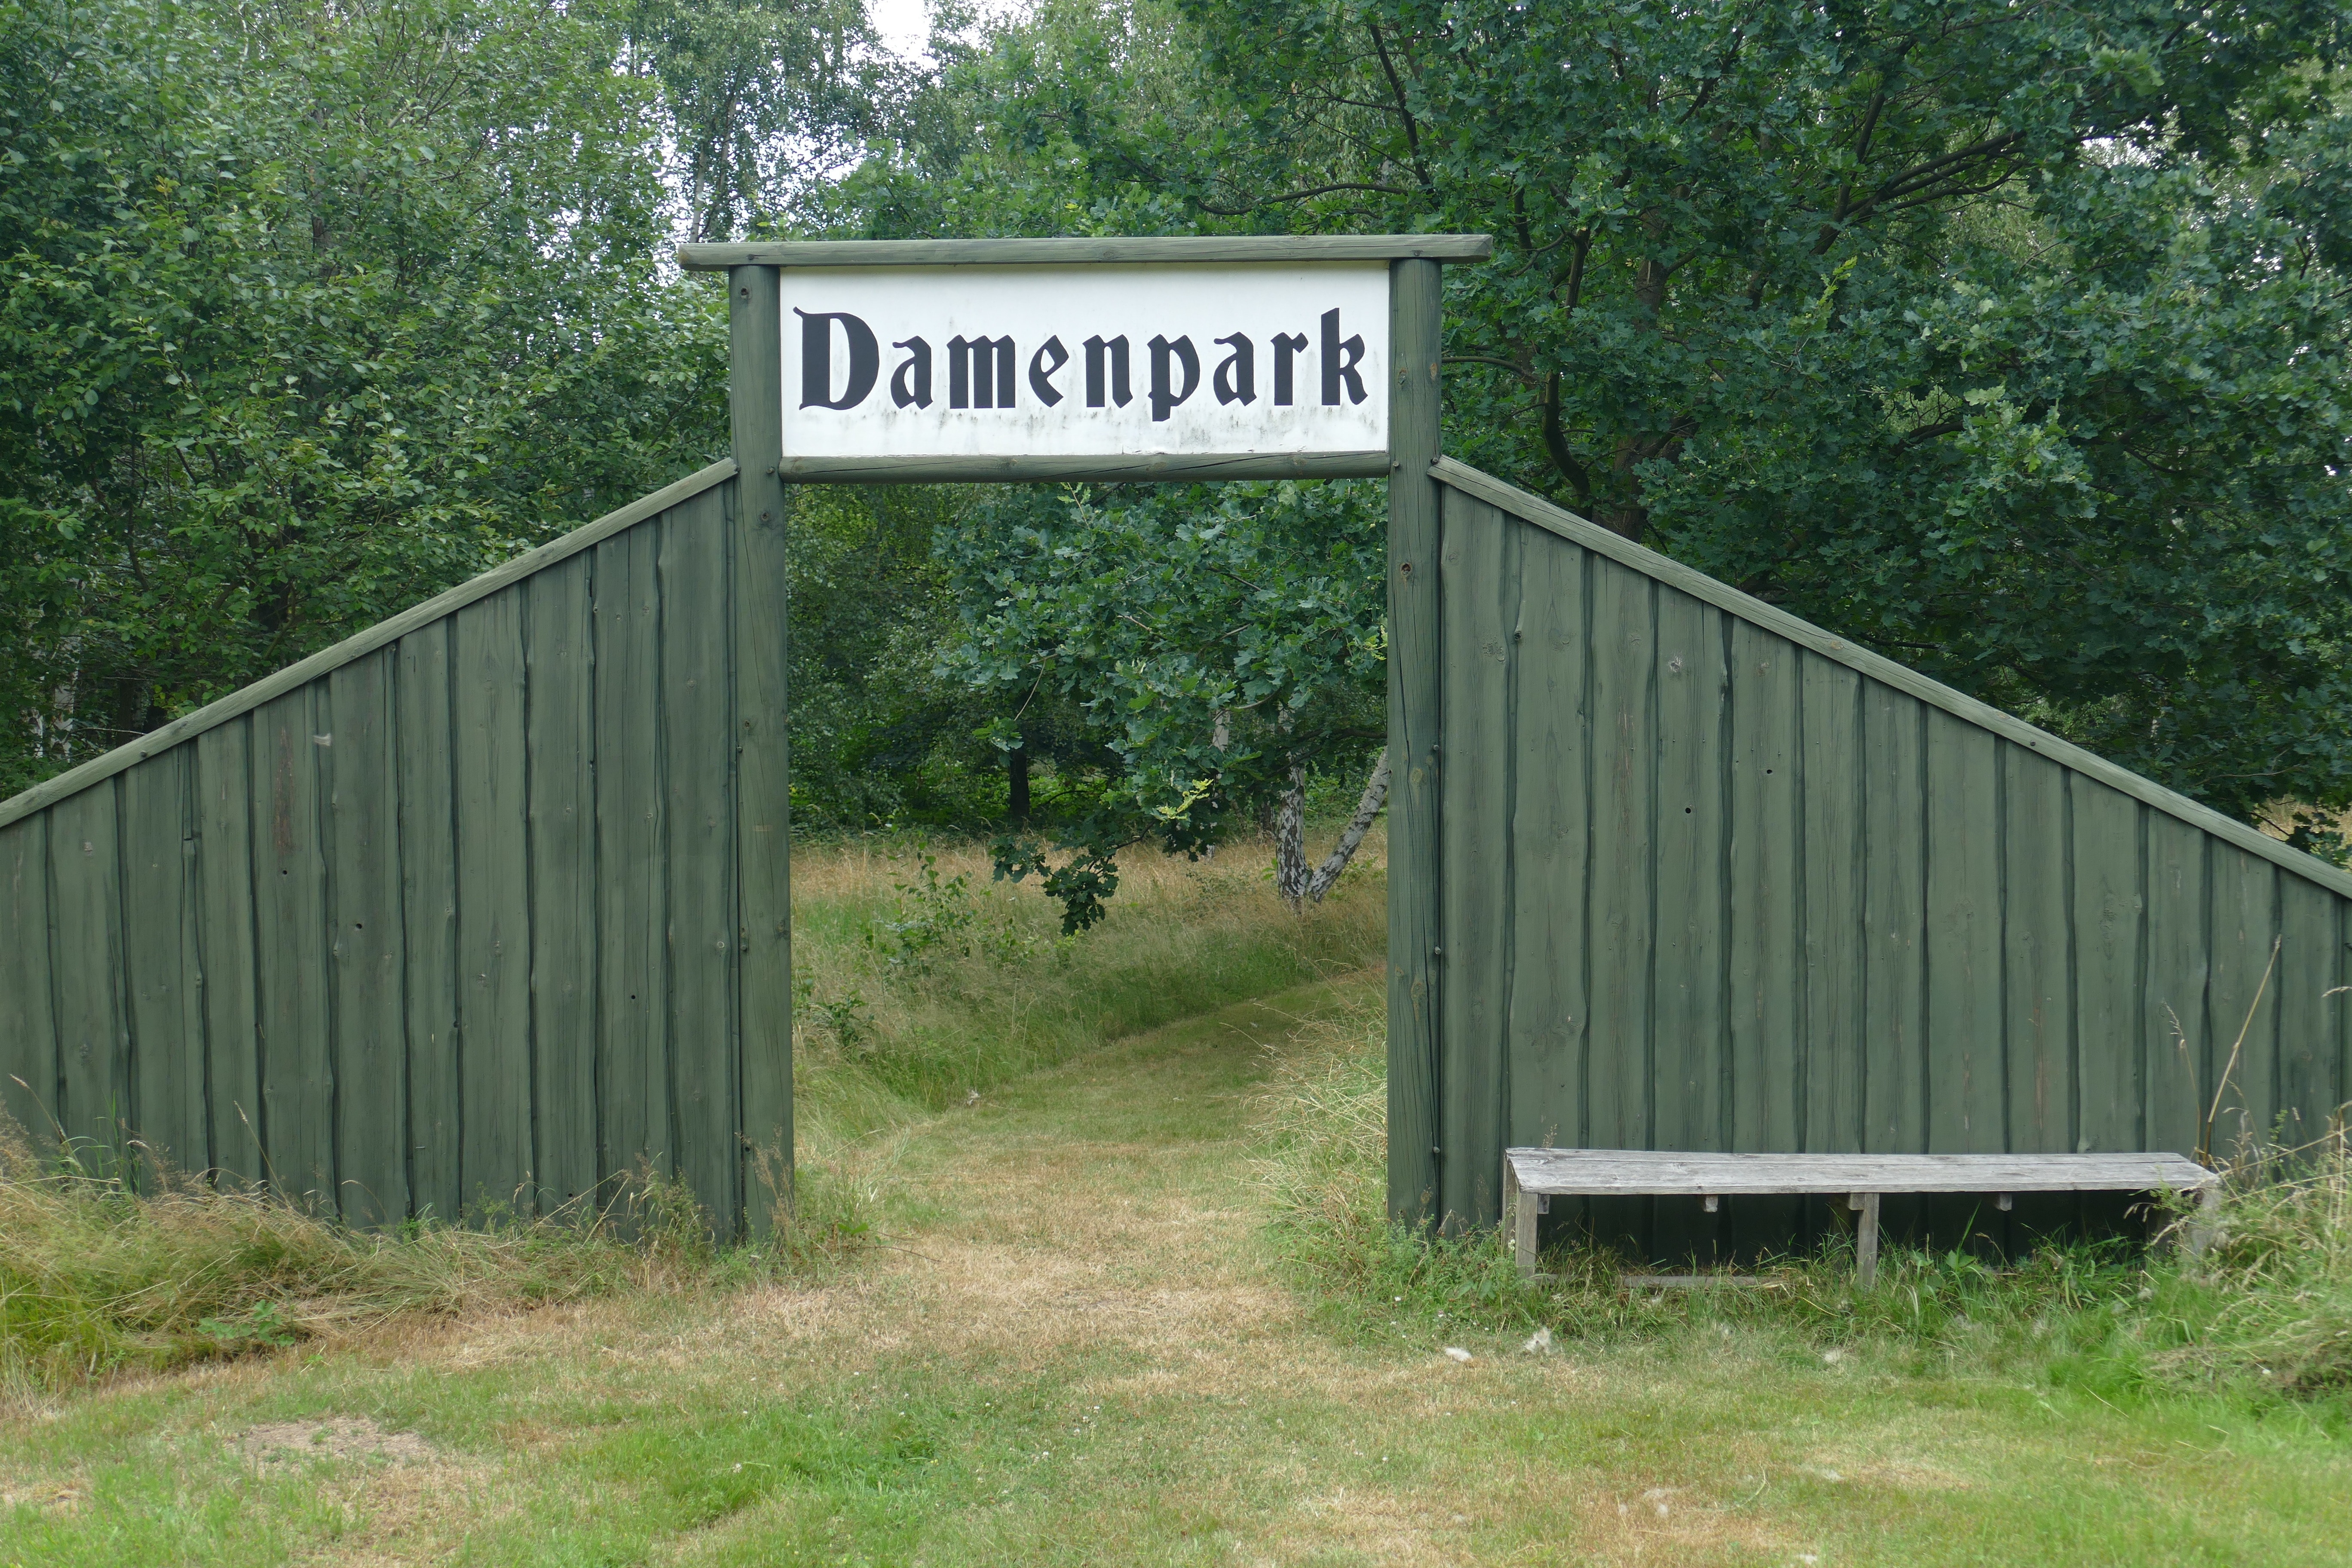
<box><xmin>2001</xmin><ymin>746</ymin><xmax>2073</xmax><ymax>1153</ymax></box>
<box><xmin>1800</xmin><ymin>654</ymin><xmax>1865</xmax><ymax>1155</ymax></box>
<box><xmin>1436</xmin><ymin>488</ymin><xmax>1516</xmax><ymax>1228</ymax></box>
<box><xmin>50</xmin><ymin>783</ymin><xmax>129</xmax><ymax>1160</ymax></box>
<box><xmin>121</xmin><ymin>751</ymin><xmax>205</xmax><ymax>1178</ymax></box>
<box><xmin>398</xmin><ymin>624</ymin><xmax>462</xmax><ymax>1222</ymax></box>
<box><xmin>663</xmin><ymin>492</ymin><xmax>741</xmax><ymax>1235</ymax></box>
<box><xmin>2205</xmin><ymin>848</ymin><xmax>2281</xmax><ymax>1149</ymax></box>
<box><xmin>1727</xmin><ymin>622</ymin><xmax>1801</xmax><ymax>1250</ymax></box>
<box><xmin>1861</xmin><ymin>683</ymin><xmax>1927</xmax><ymax>1159</ymax></box>
<box><xmin>0</xmin><ymin>815</ymin><xmax>59</xmax><ymax>1142</ymax></box>
<box><xmin>1506</xmin><ymin>525</ymin><xmax>1587</xmax><ymax>1157</ymax></box>
<box><xmin>325</xmin><ymin>652</ymin><xmax>409</xmax><ymax>1226</ymax></box>
<box><xmin>454</xmin><ymin>592</ymin><xmax>534</xmax><ymax>1215</ymax></box>
<box><xmin>251</xmin><ymin>690</ymin><xmax>334</xmax><ymax>1205</ymax></box>
<box><xmin>736</xmin><ymin>478</ymin><xmax>795</xmax><ymax>1232</ymax></box>
<box><xmin>1925</xmin><ymin>712</ymin><xmax>2004</xmax><ymax>1154</ymax></box>
<box><xmin>2143</xmin><ymin>815</ymin><xmax>2211</xmax><ymax>1157</ymax></box>
<box><xmin>196</xmin><ymin>723</ymin><xmax>261</xmax><ymax>1182</ymax></box>
<box><xmin>597</xmin><ymin>524</ymin><xmax>671</xmax><ymax>1189</ymax></box>
<box><xmin>1652</xmin><ymin>594</ymin><xmax>1728</xmax><ymax>1262</ymax></box>
<box><xmin>2071</xmin><ymin>781</ymin><xmax>2144</xmax><ymax>1152</ymax></box>
<box><xmin>1584</xmin><ymin>557</ymin><xmax>1654</xmax><ymax>1251</ymax></box>
<box><xmin>2277</xmin><ymin>873</ymin><xmax>2340</xmax><ymax>1146</ymax></box>
<box><xmin>526</xmin><ymin>555</ymin><xmax>600</xmax><ymax>1218</ymax></box>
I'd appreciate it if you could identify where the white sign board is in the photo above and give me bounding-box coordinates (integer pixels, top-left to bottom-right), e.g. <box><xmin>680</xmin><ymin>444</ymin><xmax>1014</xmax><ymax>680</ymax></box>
<box><xmin>777</xmin><ymin>263</ymin><xmax>1389</xmax><ymax>460</ymax></box>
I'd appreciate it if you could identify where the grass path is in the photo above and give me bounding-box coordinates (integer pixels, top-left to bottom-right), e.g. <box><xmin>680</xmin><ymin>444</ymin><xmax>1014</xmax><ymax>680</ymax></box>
<box><xmin>4</xmin><ymin>973</ymin><xmax>2349</xmax><ymax>1565</ymax></box>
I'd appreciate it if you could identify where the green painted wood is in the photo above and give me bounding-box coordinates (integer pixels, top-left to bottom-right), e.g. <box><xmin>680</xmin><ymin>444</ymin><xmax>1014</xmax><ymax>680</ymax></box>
<box><xmin>729</xmin><ymin>270</ymin><xmax>791</xmax><ymax>1235</ymax></box>
<box><xmin>1436</xmin><ymin>487</ymin><xmax>1516</xmax><ymax>1227</ymax></box>
<box><xmin>1799</xmin><ymin>652</ymin><xmax>1866</xmax><ymax>1154</ymax></box>
<box><xmin>396</xmin><ymin>623</ymin><xmax>462</xmax><ymax>1221</ymax></box>
<box><xmin>1925</xmin><ymin>711</ymin><xmax>2004</xmax><ymax>1152</ymax></box>
<box><xmin>1429</xmin><ymin>459</ymin><xmax>2352</xmax><ymax>905</ymax></box>
<box><xmin>49</xmin><ymin>782</ymin><xmax>129</xmax><ymax>1156</ymax></box>
<box><xmin>525</xmin><ymin>555</ymin><xmax>600</xmax><ymax>1217</ymax></box>
<box><xmin>1385</xmin><ymin>257</ymin><xmax>1444</xmax><ymax>1225</ymax></box>
<box><xmin>120</xmin><ymin>749</ymin><xmax>205</xmax><ymax>1179</ymax></box>
<box><xmin>2070</xmin><ymin>780</ymin><xmax>2144</xmax><ymax>1153</ymax></box>
<box><xmin>2275</xmin><ymin>873</ymin><xmax>2340</xmax><ymax>1145</ymax></box>
<box><xmin>1726</xmin><ymin>622</ymin><xmax>1804</xmax><ymax>1246</ymax></box>
<box><xmin>2142</xmin><ymin>815</ymin><xmax>2211</xmax><ymax>1157</ymax></box>
<box><xmin>0</xmin><ymin>462</ymin><xmax>737</xmax><ymax>834</ymax></box>
<box><xmin>0</xmin><ymin>815</ymin><xmax>59</xmax><ymax>1142</ymax></box>
<box><xmin>1656</xmin><ymin>596</ymin><xmax>1730</xmax><ymax>1260</ymax></box>
<box><xmin>1862</xmin><ymin>684</ymin><xmax>1927</xmax><ymax>1158</ymax></box>
<box><xmin>324</xmin><ymin>651</ymin><xmax>408</xmax><ymax>1226</ymax></box>
<box><xmin>2000</xmin><ymin>746</ymin><xmax>2074</xmax><ymax>1153</ymax></box>
<box><xmin>2204</xmin><ymin>848</ymin><xmax>2280</xmax><ymax>1147</ymax></box>
<box><xmin>250</xmin><ymin>689</ymin><xmax>334</xmax><ymax>1206</ymax></box>
<box><xmin>679</xmin><ymin>234</ymin><xmax>1494</xmax><ymax>270</ymax></box>
<box><xmin>595</xmin><ymin>522</ymin><xmax>671</xmax><ymax>1188</ymax></box>
<box><xmin>453</xmin><ymin>591</ymin><xmax>535</xmax><ymax>1215</ymax></box>
<box><xmin>1505</xmin><ymin>520</ymin><xmax>1588</xmax><ymax>1154</ymax></box>
<box><xmin>1585</xmin><ymin>556</ymin><xmax>1656</xmax><ymax>1166</ymax></box>
<box><xmin>663</xmin><ymin>490</ymin><xmax>742</xmax><ymax>1235</ymax></box>
<box><xmin>194</xmin><ymin>723</ymin><xmax>261</xmax><ymax>1182</ymax></box>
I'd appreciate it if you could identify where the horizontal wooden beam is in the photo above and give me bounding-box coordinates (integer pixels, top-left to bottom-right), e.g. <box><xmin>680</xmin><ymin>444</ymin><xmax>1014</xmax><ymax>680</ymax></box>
<box><xmin>1504</xmin><ymin>1147</ymin><xmax>2217</xmax><ymax>1196</ymax></box>
<box><xmin>0</xmin><ymin>459</ymin><xmax>740</xmax><ymax>831</ymax></box>
<box><xmin>679</xmin><ymin>235</ymin><xmax>1494</xmax><ymax>270</ymax></box>
<box><xmin>784</xmin><ymin>451</ymin><xmax>1391</xmax><ymax>483</ymax></box>
<box><xmin>1433</xmin><ymin>455</ymin><xmax>2352</xmax><ymax>904</ymax></box>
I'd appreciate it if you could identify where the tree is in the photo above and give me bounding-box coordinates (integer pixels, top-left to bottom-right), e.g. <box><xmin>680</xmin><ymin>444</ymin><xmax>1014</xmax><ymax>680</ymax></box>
<box><xmin>939</xmin><ymin>479</ymin><xmax>1389</xmax><ymax>928</ymax></box>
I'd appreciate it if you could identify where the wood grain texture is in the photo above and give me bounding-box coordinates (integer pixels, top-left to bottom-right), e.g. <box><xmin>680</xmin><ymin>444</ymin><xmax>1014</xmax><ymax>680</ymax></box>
<box><xmin>730</xmin><ymin>269</ymin><xmax>792</xmax><ymax>1235</ymax></box>
<box><xmin>662</xmin><ymin>490</ymin><xmax>741</xmax><ymax>1235</ymax></box>
<box><xmin>2072</xmin><ymin>781</ymin><xmax>2145</xmax><ymax>1153</ymax></box>
<box><xmin>1436</xmin><ymin>487</ymin><xmax>1516</xmax><ymax>1227</ymax></box>
<box><xmin>324</xmin><ymin>651</ymin><xmax>408</xmax><ymax>1225</ymax></box>
<box><xmin>595</xmin><ymin>523</ymin><xmax>671</xmax><ymax>1188</ymax></box>
<box><xmin>525</xmin><ymin>555</ymin><xmax>600</xmax><ymax>1216</ymax></box>
<box><xmin>2000</xmin><ymin>746</ymin><xmax>2073</xmax><ymax>1152</ymax></box>
<box><xmin>1862</xmin><ymin>684</ymin><xmax>1927</xmax><ymax>1153</ymax></box>
<box><xmin>679</xmin><ymin>234</ymin><xmax>1494</xmax><ymax>269</ymax></box>
<box><xmin>1505</xmin><ymin>523</ymin><xmax>1587</xmax><ymax>1154</ymax></box>
<box><xmin>453</xmin><ymin>591</ymin><xmax>535</xmax><ymax>1215</ymax></box>
<box><xmin>1586</xmin><ymin>556</ymin><xmax>1656</xmax><ymax>1159</ymax></box>
<box><xmin>2204</xmin><ymin>848</ymin><xmax>2280</xmax><ymax>1142</ymax></box>
<box><xmin>0</xmin><ymin>815</ymin><xmax>59</xmax><ymax>1142</ymax></box>
<box><xmin>194</xmin><ymin>723</ymin><xmax>261</xmax><ymax>1182</ymax></box>
<box><xmin>2276</xmin><ymin>874</ymin><xmax>2341</xmax><ymax>1143</ymax></box>
<box><xmin>0</xmin><ymin>462</ymin><xmax>736</xmax><ymax>833</ymax></box>
<box><xmin>50</xmin><ymin>783</ymin><xmax>130</xmax><ymax>1156</ymax></box>
<box><xmin>250</xmin><ymin>689</ymin><xmax>334</xmax><ymax>1206</ymax></box>
<box><xmin>2143</xmin><ymin>815</ymin><xmax>2211</xmax><ymax>1157</ymax></box>
<box><xmin>1506</xmin><ymin>1147</ymin><xmax>2214</xmax><ymax>1196</ymax></box>
<box><xmin>1429</xmin><ymin>459</ymin><xmax>2352</xmax><ymax>904</ymax></box>
<box><xmin>1925</xmin><ymin>711</ymin><xmax>2004</xmax><ymax>1152</ymax></box>
<box><xmin>1727</xmin><ymin>624</ymin><xmax>1801</xmax><ymax>1154</ymax></box>
<box><xmin>397</xmin><ymin>624</ymin><xmax>462</xmax><ymax>1221</ymax></box>
<box><xmin>119</xmin><ymin>750</ymin><xmax>204</xmax><ymax>1179</ymax></box>
<box><xmin>1800</xmin><ymin>654</ymin><xmax>1866</xmax><ymax>1153</ymax></box>
<box><xmin>1385</xmin><ymin>258</ymin><xmax>1444</xmax><ymax>1224</ymax></box>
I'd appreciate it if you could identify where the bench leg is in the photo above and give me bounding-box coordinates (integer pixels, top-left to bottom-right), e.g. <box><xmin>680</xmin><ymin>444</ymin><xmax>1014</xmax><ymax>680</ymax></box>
<box><xmin>1849</xmin><ymin>1192</ymin><xmax>1882</xmax><ymax>1289</ymax></box>
<box><xmin>2185</xmin><ymin>1182</ymin><xmax>2223</xmax><ymax>1259</ymax></box>
<box><xmin>1507</xmin><ymin>1163</ymin><xmax>1537</xmax><ymax>1277</ymax></box>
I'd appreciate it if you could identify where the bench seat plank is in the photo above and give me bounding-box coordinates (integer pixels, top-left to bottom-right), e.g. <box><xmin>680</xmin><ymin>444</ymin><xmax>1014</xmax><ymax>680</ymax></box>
<box><xmin>1504</xmin><ymin>1148</ymin><xmax>2214</xmax><ymax>1197</ymax></box>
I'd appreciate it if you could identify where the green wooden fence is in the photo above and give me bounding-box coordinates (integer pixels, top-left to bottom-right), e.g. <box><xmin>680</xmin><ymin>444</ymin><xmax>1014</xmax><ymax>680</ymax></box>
<box><xmin>0</xmin><ymin>459</ymin><xmax>795</xmax><ymax>1234</ymax></box>
<box><xmin>1399</xmin><ymin>460</ymin><xmax>2352</xmax><ymax>1239</ymax></box>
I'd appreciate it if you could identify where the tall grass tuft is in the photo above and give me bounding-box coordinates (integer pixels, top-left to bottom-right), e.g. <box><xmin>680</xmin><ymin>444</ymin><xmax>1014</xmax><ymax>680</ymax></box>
<box><xmin>1251</xmin><ymin>983</ymin><xmax>2352</xmax><ymax>1407</ymax></box>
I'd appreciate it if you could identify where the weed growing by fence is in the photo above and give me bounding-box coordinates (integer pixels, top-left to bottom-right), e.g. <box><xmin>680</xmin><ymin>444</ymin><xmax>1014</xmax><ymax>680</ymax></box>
<box><xmin>1251</xmin><ymin>985</ymin><xmax>2352</xmax><ymax>1412</ymax></box>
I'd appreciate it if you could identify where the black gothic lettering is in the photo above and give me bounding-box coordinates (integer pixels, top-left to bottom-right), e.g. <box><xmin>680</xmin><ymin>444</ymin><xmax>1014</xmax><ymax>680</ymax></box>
<box><xmin>1271</xmin><ymin>331</ymin><xmax>1308</xmax><ymax>406</ymax></box>
<box><xmin>795</xmin><ymin>308</ymin><xmax>880</xmax><ymax>410</ymax></box>
<box><xmin>1029</xmin><ymin>336</ymin><xmax>1070</xmax><ymax>407</ymax></box>
<box><xmin>947</xmin><ymin>335</ymin><xmax>1017</xmax><ymax>409</ymax></box>
<box><xmin>1320</xmin><ymin>308</ymin><xmax>1366</xmax><ymax>405</ymax></box>
<box><xmin>1083</xmin><ymin>334</ymin><xmax>1132</xmax><ymax>408</ymax></box>
<box><xmin>1148</xmin><ymin>335</ymin><xmax>1200</xmax><ymax>422</ymax></box>
<box><xmin>890</xmin><ymin>337</ymin><xmax>932</xmax><ymax>408</ymax></box>
<box><xmin>1213</xmin><ymin>333</ymin><xmax>1256</xmax><ymax>406</ymax></box>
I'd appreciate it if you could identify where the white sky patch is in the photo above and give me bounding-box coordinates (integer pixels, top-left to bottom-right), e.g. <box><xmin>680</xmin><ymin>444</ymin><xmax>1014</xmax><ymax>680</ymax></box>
<box><xmin>868</xmin><ymin>0</ymin><xmax>1032</xmax><ymax>65</ymax></box>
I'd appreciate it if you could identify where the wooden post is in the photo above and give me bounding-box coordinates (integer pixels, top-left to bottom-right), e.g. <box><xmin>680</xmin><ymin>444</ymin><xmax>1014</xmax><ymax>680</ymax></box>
<box><xmin>729</xmin><ymin>264</ymin><xmax>794</xmax><ymax>1238</ymax></box>
<box><xmin>2185</xmin><ymin>1181</ymin><xmax>2223</xmax><ymax>1258</ymax></box>
<box><xmin>1850</xmin><ymin>1191</ymin><xmax>1881</xmax><ymax>1288</ymax></box>
<box><xmin>1506</xmin><ymin>1159</ymin><xmax>1537</xmax><ymax>1276</ymax></box>
<box><xmin>1387</xmin><ymin>257</ymin><xmax>1445</xmax><ymax>1230</ymax></box>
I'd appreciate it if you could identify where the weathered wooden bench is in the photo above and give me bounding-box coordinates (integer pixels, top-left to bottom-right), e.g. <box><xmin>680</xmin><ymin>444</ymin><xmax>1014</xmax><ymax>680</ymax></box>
<box><xmin>1503</xmin><ymin>1148</ymin><xmax>2221</xmax><ymax>1286</ymax></box>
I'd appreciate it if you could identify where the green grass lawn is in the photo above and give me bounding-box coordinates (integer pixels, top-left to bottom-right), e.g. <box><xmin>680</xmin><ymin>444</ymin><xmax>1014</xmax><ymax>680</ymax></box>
<box><xmin>2</xmin><ymin>840</ymin><xmax>2347</xmax><ymax>1565</ymax></box>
